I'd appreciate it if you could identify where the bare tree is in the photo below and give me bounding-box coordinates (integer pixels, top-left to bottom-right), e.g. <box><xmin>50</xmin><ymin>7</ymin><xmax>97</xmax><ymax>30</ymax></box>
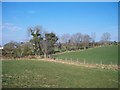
<box><xmin>101</xmin><ymin>32</ymin><xmax>111</xmax><ymax>44</ymax></box>
<box><xmin>91</xmin><ymin>32</ymin><xmax>96</xmax><ymax>47</ymax></box>
<box><xmin>70</xmin><ymin>33</ymin><xmax>83</xmax><ymax>43</ymax></box>
<box><xmin>68</xmin><ymin>33</ymin><xmax>83</xmax><ymax>50</ymax></box>
<box><xmin>83</xmin><ymin>34</ymin><xmax>91</xmax><ymax>49</ymax></box>
<box><xmin>61</xmin><ymin>33</ymin><xmax>71</xmax><ymax>43</ymax></box>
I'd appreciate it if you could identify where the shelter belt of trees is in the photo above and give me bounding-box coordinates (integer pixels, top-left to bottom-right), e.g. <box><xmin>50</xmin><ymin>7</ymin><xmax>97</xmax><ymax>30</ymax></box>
<box><xmin>1</xmin><ymin>26</ymin><xmax>119</xmax><ymax>59</ymax></box>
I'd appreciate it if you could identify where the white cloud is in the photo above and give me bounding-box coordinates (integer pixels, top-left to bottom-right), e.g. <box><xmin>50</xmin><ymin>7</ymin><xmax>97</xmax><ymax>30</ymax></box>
<box><xmin>2</xmin><ymin>23</ymin><xmax>22</xmax><ymax>31</ymax></box>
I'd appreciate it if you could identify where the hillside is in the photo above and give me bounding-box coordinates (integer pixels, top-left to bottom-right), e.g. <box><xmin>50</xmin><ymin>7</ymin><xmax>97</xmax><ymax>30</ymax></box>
<box><xmin>54</xmin><ymin>45</ymin><xmax>118</xmax><ymax>65</ymax></box>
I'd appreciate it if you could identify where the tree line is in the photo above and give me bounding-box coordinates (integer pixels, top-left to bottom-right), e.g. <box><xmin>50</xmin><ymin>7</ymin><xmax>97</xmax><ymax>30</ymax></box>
<box><xmin>1</xmin><ymin>25</ymin><xmax>119</xmax><ymax>59</ymax></box>
<box><xmin>57</xmin><ymin>32</ymin><xmax>113</xmax><ymax>52</ymax></box>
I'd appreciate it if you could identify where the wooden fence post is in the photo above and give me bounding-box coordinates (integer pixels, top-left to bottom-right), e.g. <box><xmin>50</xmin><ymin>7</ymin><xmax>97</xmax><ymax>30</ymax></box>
<box><xmin>77</xmin><ymin>58</ymin><xmax>78</xmax><ymax>63</ymax></box>
<box><xmin>101</xmin><ymin>61</ymin><xmax>102</xmax><ymax>65</ymax></box>
<box><xmin>84</xmin><ymin>59</ymin><xmax>85</xmax><ymax>64</ymax></box>
<box><xmin>66</xmin><ymin>58</ymin><xmax>67</xmax><ymax>62</ymax></box>
<box><xmin>71</xmin><ymin>58</ymin><xmax>72</xmax><ymax>63</ymax></box>
<box><xmin>110</xmin><ymin>61</ymin><xmax>112</xmax><ymax>65</ymax></box>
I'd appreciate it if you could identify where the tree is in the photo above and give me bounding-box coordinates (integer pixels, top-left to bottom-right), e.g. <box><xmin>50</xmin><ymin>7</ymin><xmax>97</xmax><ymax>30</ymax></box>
<box><xmin>101</xmin><ymin>32</ymin><xmax>111</xmax><ymax>45</ymax></box>
<box><xmin>70</xmin><ymin>33</ymin><xmax>83</xmax><ymax>43</ymax></box>
<box><xmin>45</xmin><ymin>33</ymin><xmax>58</xmax><ymax>56</ymax></box>
<box><xmin>69</xmin><ymin>33</ymin><xmax>83</xmax><ymax>50</ymax></box>
<box><xmin>83</xmin><ymin>34</ymin><xmax>91</xmax><ymax>49</ymax></box>
<box><xmin>28</xmin><ymin>26</ymin><xmax>58</xmax><ymax>58</ymax></box>
<box><xmin>58</xmin><ymin>42</ymin><xmax>62</xmax><ymax>50</ymax></box>
<box><xmin>60</xmin><ymin>33</ymin><xmax>71</xmax><ymax>43</ymax></box>
<box><xmin>19</xmin><ymin>42</ymin><xmax>33</xmax><ymax>56</ymax></box>
<box><xmin>40</xmin><ymin>40</ymin><xmax>50</xmax><ymax>58</ymax></box>
<box><xmin>40</xmin><ymin>32</ymin><xmax>58</xmax><ymax>58</ymax></box>
<box><xmin>91</xmin><ymin>32</ymin><xmax>96</xmax><ymax>47</ymax></box>
<box><xmin>28</xmin><ymin>26</ymin><xmax>43</xmax><ymax>55</ymax></box>
<box><xmin>3</xmin><ymin>41</ymin><xmax>19</xmax><ymax>58</ymax></box>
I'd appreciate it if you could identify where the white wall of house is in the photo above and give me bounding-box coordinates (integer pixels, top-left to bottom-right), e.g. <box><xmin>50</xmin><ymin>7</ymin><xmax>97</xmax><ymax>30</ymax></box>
<box><xmin>0</xmin><ymin>47</ymin><xmax>3</xmax><ymax>50</ymax></box>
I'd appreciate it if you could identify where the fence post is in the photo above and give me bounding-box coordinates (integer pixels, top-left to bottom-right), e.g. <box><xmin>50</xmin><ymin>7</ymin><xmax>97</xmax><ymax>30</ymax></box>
<box><xmin>84</xmin><ymin>59</ymin><xmax>85</xmax><ymax>64</ymax></box>
<box><xmin>77</xmin><ymin>58</ymin><xmax>78</xmax><ymax>63</ymax></box>
<box><xmin>101</xmin><ymin>61</ymin><xmax>102</xmax><ymax>65</ymax></box>
<box><xmin>110</xmin><ymin>61</ymin><xmax>112</xmax><ymax>65</ymax></box>
<box><xmin>61</xmin><ymin>58</ymin><xmax>62</xmax><ymax>62</ymax></box>
<box><xmin>60</xmin><ymin>58</ymin><xmax>61</xmax><ymax>62</ymax></box>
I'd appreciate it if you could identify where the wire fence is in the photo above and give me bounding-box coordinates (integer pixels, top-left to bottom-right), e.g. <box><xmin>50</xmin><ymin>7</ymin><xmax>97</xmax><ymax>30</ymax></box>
<box><xmin>49</xmin><ymin>56</ymin><xmax>118</xmax><ymax>70</ymax></box>
<box><xmin>2</xmin><ymin>56</ymin><xmax>118</xmax><ymax>70</ymax></box>
<box><xmin>51</xmin><ymin>56</ymin><xmax>116</xmax><ymax>65</ymax></box>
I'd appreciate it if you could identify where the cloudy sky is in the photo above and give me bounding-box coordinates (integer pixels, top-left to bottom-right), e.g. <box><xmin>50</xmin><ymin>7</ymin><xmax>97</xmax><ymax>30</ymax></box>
<box><xmin>2</xmin><ymin>2</ymin><xmax>118</xmax><ymax>45</ymax></box>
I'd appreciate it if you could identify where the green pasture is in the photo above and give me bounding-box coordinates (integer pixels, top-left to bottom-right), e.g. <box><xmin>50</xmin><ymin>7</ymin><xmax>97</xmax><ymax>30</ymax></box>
<box><xmin>2</xmin><ymin>60</ymin><xmax>118</xmax><ymax>88</ymax></box>
<box><xmin>54</xmin><ymin>45</ymin><xmax>118</xmax><ymax>64</ymax></box>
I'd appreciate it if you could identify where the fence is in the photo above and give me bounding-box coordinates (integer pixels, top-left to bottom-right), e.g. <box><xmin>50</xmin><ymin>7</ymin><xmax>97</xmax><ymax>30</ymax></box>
<box><xmin>51</xmin><ymin>57</ymin><xmax>116</xmax><ymax>65</ymax></box>
<box><xmin>50</xmin><ymin>56</ymin><xmax>118</xmax><ymax>70</ymax></box>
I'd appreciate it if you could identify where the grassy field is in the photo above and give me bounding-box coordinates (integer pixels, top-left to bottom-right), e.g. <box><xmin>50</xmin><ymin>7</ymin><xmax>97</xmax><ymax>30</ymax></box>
<box><xmin>2</xmin><ymin>60</ymin><xmax>118</xmax><ymax>88</ymax></box>
<box><xmin>54</xmin><ymin>45</ymin><xmax>118</xmax><ymax>65</ymax></box>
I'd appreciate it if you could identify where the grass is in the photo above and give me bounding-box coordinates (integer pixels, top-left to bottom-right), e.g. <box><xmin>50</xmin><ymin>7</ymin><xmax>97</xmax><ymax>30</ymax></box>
<box><xmin>2</xmin><ymin>60</ymin><xmax>118</xmax><ymax>88</ymax></box>
<box><xmin>54</xmin><ymin>45</ymin><xmax>118</xmax><ymax>65</ymax></box>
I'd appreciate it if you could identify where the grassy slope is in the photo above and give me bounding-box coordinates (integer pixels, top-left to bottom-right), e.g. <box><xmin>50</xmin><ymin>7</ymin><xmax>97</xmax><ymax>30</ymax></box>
<box><xmin>54</xmin><ymin>45</ymin><xmax>118</xmax><ymax>64</ymax></box>
<box><xmin>2</xmin><ymin>60</ymin><xmax>118</xmax><ymax>88</ymax></box>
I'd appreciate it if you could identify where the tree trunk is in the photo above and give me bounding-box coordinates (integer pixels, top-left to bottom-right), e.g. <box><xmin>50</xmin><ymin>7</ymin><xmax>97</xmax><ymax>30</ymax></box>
<box><xmin>44</xmin><ymin>52</ymin><xmax>47</xmax><ymax>58</ymax></box>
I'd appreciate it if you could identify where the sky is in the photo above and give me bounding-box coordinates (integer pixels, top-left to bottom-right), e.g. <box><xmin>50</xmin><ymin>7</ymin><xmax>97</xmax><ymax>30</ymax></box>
<box><xmin>2</xmin><ymin>2</ymin><xmax>118</xmax><ymax>45</ymax></box>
